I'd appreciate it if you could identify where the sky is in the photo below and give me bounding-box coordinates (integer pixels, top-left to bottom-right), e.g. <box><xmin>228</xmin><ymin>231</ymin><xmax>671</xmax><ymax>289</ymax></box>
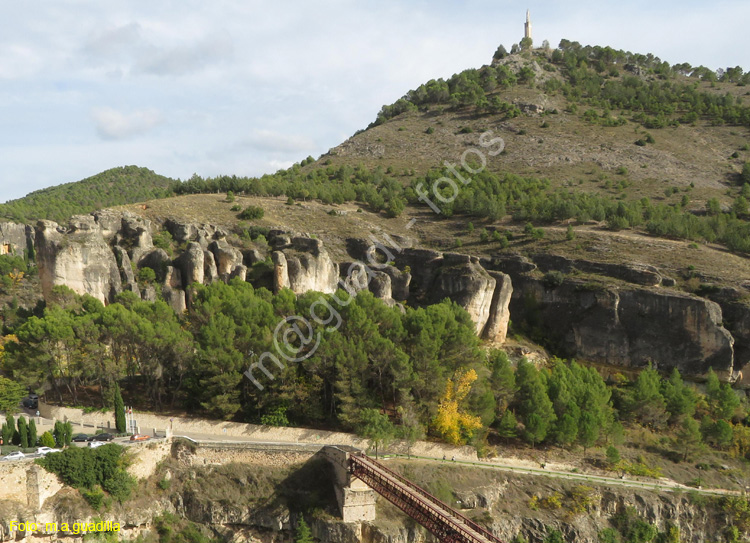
<box><xmin>1</xmin><ymin>0</ymin><xmax>749</xmax><ymax>201</ymax></box>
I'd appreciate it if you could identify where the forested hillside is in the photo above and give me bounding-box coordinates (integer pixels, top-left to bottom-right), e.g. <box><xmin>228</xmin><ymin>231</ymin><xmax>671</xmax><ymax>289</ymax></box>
<box><xmin>0</xmin><ymin>166</ymin><xmax>175</xmax><ymax>224</ymax></box>
<box><xmin>3</xmin><ymin>280</ymin><xmax>749</xmax><ymax>477</ymax></box>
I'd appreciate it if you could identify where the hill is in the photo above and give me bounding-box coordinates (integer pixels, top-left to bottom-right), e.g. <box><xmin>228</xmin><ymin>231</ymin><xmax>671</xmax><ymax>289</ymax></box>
<box><xmin>0</xmin><ymin>165</ymin><xmax>176</xmax><ymax>224</ymax></box>
<box><xmin>169</xmin><ymin>41</ymin><xmax>750</xmax><ymax>255</ymax></box>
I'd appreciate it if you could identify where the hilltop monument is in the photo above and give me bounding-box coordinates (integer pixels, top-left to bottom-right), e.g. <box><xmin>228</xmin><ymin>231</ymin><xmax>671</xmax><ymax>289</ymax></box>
<box><xmin>524</xmin><ymin>10</ymin><xmax>532</xmax><ymax>40</ymax></box>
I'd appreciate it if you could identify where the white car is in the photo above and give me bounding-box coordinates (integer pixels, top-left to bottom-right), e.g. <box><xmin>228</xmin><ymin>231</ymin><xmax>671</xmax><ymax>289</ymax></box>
<box><xmin>2</xmin><ymin>451</ymin><xmax>25</xmax><ymax>461</ymax></box>
<box><xmin>88</xmin><ymin>441</ymin><xmax>105</xmax><ymax>449</ymax></box>
<box><xmin>36</xmin><ymin>447</ymin><xmax>61</xmax><ymax>456</ymax></box>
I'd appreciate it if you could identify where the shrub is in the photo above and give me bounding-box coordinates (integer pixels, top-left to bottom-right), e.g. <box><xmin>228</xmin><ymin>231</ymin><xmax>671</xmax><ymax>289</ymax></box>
<box><xmin>225</xmin><ymin>191</ymin><xmax>235</xmax><ymax>203</ymax></box>
<box><xmin>137</xmin><ymin>267</ymin><xmax>156</xmax><ymax>284</ymax></box>
<box><xmin>260</xmin><ymin>406</ymin><xmax>290</xmax><ymax>427</ymax></box>
<box><xmin>425</xmin><ymin>127</ymin><xmax>434</xmax><ymax>134</ymax></box>
<box><xmin>543</xmin><ymin>271</ymin><xmax>565</xmax><ymax>288</ymax></box>
<box><xmin>152</xmin><ymin>230</ymin><xmax>173</xmax><ymax>253</ymax></box>
<box><xmin>230</xmin><ymin>204</ymin><xmax>242</xmax><ymax>212</ymax></box>
<box><xmin>39</xmin><ymin>431</ymin><xmax>56</xmax><ymax>448</ymax></box>
<box><xmin>82</xmin><ymin>488</ymin><xmax>105</xmax><ymax>510</ymax></box>
<box><xmin>238</xmin><ymin>205</ymin><xmax>265</xmax><ymax>220</ymax></box>
<box><xmin>635</xmin><ymin>139</ymin><xmax>647</xmax><ymax>146</ymax></box>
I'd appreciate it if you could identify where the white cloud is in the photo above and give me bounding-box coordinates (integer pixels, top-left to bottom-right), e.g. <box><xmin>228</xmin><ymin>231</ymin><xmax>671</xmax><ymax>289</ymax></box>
<box><xmin>0</xmin><ymin>0</ymin><xmax>749</xmax><ymax>200</ymax></box>
<box><xmin>243</xmin><ymin>130</ymin><xmax>316</xmax><ymax>154</ymax></box>
<box><xmin>91</xmin><ymin>107</ymin><xmax>163</xmax><ymax>140</ymax></box>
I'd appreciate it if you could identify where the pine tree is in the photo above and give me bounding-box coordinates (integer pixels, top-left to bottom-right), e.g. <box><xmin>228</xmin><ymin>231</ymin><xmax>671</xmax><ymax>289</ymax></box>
<box><xmin>295</xmin><ymin>517</ymin><xmax>313</xmax><ymax>543</ymax></box>
<box><xmin>28</xmin><ymin>418</ymin><xmax>37</xmax><ymax>447</ymax></box>
<box><xmin>675</xmin><ymin>416</ymin><xmax>702</xmax><ymax>461</ymax></box>
<box><xmin>633</xmin><ymin>364</ymin><xmax>668</xmax><ymax>428</ymax></box>
<box><xmin>498</xmin><ymin>410</ymin><xmax>518</xmax><ymax>439</ymax></box>
<box><xmin>516</xmin><ymin>359</ymin><xmax>556</xmax><ymax>447</ymax></box>
<box><xmin>606</xmin><ymin>445</ymin><xmax>620</xmax><ymax>466</ymax></box>
<box><xmin>114</xmin><ymin>382</ymin><xmax>126</xmax><ymax>433</ymax></box>
<box><xmin>17</xmin><ymin>417</ymin><xmax>28</xmax><ymax>449</ymax></box>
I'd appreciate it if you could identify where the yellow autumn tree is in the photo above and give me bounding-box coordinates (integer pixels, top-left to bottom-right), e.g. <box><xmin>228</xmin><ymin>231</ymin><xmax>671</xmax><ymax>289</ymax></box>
<box><xmin>432</xmin><ymin>368</ymin><xmax>482</xmax><ymax>445</ymax></box>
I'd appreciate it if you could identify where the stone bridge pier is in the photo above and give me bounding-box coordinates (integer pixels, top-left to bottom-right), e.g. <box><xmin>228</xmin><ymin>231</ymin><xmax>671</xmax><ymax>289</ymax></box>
<box><xmin>322</xmin><ymin>446</ymin><xmax>376</xmax><ymax>522</ymax></box>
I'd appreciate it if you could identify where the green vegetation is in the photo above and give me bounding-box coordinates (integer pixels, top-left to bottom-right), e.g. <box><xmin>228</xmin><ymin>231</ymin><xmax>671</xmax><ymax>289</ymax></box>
<box><xmin>3</xmin><ymin>282</ymin><xmax>749</xmax><ymax>463</ymax></box>
<box><xmin>0</xmin><ymin>375</ymin><xmax>26</xmax><ymax>414</ymax></box>
<box><xmin>237</xmin><ymin>205</ymin><xmax>265</xmax><ymax>220</ymax></box>
<box><xmin>371</xmin><ymin>40</ymin><xmax>750</xmax><ymax>130</ymax></box>
<box><xmin>38</xmin><ymin>444</ymin><xmax>135</xmax><ymax>503</ymax></box>
<box><xmin>0</xmin><ymin>166</ymin><xmax>175</xmax><ymax>224</ymax></box>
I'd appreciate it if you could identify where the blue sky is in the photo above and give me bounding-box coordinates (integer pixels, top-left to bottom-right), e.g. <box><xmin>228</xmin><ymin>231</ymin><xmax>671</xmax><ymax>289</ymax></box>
<box><xmin>1</xmin><ymin>0</ymin><xmax>749</xmax><ymax>201</ymax></box>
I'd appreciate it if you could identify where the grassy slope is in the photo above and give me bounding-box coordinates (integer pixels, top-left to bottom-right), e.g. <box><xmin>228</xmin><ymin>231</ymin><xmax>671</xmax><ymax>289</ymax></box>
<box><xmin>318</xmin><ymin>59</ymin><xmax>750</xmax><ymax>211</ymax></box>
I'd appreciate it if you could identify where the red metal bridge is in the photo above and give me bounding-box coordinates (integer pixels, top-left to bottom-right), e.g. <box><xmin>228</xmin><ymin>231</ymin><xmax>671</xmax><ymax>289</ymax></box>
<box><xmin>349</xmin><ymin>452</ymin><xmax>504</xmax><ymax>543</ymax></box>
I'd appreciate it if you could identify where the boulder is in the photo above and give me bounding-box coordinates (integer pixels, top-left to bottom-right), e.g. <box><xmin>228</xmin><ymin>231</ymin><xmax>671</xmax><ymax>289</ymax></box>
<box><xmin>113</xmin><ymin>246</ymin><xmax>138</xmax><ymax>294</ymax></box>
<box><xmin>165</xmin><ymin>219</ymin><xmax>198</xmax><ymax>243</ymax></box>
<box><xmin>35</xmin><ymin>220</ymin><xmax>122</xmax><ymax>304</ymax></box>
<box><xmin>138</xmin><ymin>248</ymin><xmax>171</xmax><ymax>282</ymax></box>
<box><xmin>162</xmin><ymin>285</ymin><xmax>187</xmax><ymax>314</ymax></box>
<box><xmin>244</xmin><ymin>249</ymin><xmax>264</xmax><ymax>266</ymax></box>
<box><xmin>179</xmin><ymin>242</ymin><xmax>204</xmax><ymax>287</ymax></box>
<box><xmin>272</xmin><ymin>252</ymin><xmax>290</xmax><ymax>292</ymax></box>
<box><xmin>203</xmin><ymin>251</ymin><xmax>219</xmax><ymax>283</ymax></box>
<box><xmin>229</xmin><ymin>264</ymin><xmax>247</xmax><ymax>282</ymax></box>
<box><xmin>209</xmin><ymin>240</ymin><xmax>243</xmax><ymax>278</ymax></box>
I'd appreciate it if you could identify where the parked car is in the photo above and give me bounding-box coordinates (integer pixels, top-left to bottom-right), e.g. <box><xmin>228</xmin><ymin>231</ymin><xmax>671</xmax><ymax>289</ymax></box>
<box><xmin>129</xmin><ymin>434</ymin><xmax>150</xmax><ymax>442</ymax></box>
<box><xmin>71</xmin><ymin>434</ymin><xmax>89</xmax><ymax>442</ymax></box>
<box><xmin>36</xmin><ymin>447</ymin><xmax>61</xmax><ymax>456</ymax></box>
<box><xmin>2</xmin><ymin>451</ymin><xmax>25</xmax><ymax>461</ymax></box>
<box><xmin>22</xmin><ymin>397</ymin><xmax>38</xmax><ymax>409</ymax></box>
<box><xmin>88</xmin><ymin>441</ymin><xmax>105</xmax><ymax>449</ymax></box>
<box><xmin>89</xmin><ymin>433</ymin><xmax>114</xmax><ymax>442</ymax></box>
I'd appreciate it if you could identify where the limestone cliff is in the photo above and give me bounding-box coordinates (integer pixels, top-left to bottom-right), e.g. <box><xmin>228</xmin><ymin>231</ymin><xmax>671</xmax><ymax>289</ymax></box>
<box><xmin>18</xmin><ymin>209</ymin><xmax>750</xmax><ymax>380</ymax></box>
<box><xmin>271</xmin><ymin>236</ymin><xmax>340</xmax><ymax>294</ymax></box>
<box><xmin>35</xmin><ymin>218</ymin><xmax>121</xmax><ymax>304</ymax></box>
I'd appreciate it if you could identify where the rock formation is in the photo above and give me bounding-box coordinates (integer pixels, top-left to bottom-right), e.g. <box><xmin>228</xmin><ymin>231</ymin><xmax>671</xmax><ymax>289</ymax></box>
<box><xmin>35</xmin><ymin>218</ymin><xmax>122</xmax><ymax>303</ymax></box>
<box><xmin>271</xmin><ymin>236</ymin><xmax>339</xmax><ymax>294</ymax></box>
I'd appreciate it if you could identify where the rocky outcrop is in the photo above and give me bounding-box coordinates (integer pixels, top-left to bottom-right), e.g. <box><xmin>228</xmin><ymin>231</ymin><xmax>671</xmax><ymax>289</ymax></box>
<box><xmin>209</xmin><ymin>240</ymin><xmax>244</xmax><ymax>279</ymax></box>
<box><xmin>179</xmin><ymin>243</ymin><xmax>204</xmax><ymax>287</ymax></box>
<box><xmin>272</xmin><ymin>237</ymin><xmax>339</xmax><ymax>294</ymax></box>
<box><xmin>483</xmin><ymin>271</ymin><xmax>513</xmax><ymax>343</ymax></box>
<box><xmin>427</xmin><ymin>253</ymin><xmax>497</xmax><ymax>336</ymax></box>
<box><xmin>113</xmin><ymin>246</ymin><xmax>138</xmax><ymax>294</ymax></box>
<box><xmin>203</xmin><ymin>250</ymin><xmax>218</xmax><ymax>284</ymax></box>
<box><xmin>0</xmin><ymin>222</ymin><xmax>33</xmax><ymax>255</ymax></box>
<box><xmin>35</xmin><ymin>218</ymin><xmax>122</xmax><ymax>303</ymax></box>
<box><xmin>507</xmin><ymin>274</ymin><xmax>734</xmax><ymax>377</ymax></box>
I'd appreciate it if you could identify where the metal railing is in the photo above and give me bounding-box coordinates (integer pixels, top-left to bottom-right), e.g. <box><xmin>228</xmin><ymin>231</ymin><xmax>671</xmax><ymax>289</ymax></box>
<box><xmin>349</xmin><ymin>452</ymin><xmax>503</xmax><ymax>543</ymax></box>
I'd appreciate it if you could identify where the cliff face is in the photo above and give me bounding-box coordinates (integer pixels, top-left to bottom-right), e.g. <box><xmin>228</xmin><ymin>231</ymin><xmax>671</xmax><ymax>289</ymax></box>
<box><xmin>18</xmin><ymin>210</ymin><xmax>750</xmax><ymax>379</ymax></box>
<box><xmin>505</xmin><ymin>275</ymin><xmax>734</xmax><ymax>377</ymax></box>
<box><xmin>35</xmin><ymin>218</ymin><xmax>121</xmax><ymax>304</ymax></box>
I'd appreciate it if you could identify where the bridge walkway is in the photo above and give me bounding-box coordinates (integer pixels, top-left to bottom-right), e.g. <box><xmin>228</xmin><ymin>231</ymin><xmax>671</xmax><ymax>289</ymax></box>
<box><xmin>349</xmin><ymin>452</ymin><xmax>503</xmax><ymax>543</ymax></box>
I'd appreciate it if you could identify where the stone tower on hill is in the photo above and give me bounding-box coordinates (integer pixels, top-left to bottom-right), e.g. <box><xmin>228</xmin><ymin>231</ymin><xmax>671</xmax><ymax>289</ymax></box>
<box><xmin>525</xmin><ymin>10</ymin><xmax>532</xmax><ymax>40</ymax></box>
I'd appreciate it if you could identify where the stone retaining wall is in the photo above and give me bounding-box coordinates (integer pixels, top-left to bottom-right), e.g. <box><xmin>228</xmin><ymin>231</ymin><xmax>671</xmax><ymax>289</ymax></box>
<box><xmin>38</xmin><ymin>403</ymin><xmax>479</xmax><ymax>462</ymax></box>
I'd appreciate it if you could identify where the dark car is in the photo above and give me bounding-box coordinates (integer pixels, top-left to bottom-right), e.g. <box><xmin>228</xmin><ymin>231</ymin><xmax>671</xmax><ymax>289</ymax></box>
<box><xmin>88</xmin><ymin>433</ymin><xmax>114</xmax><ymax>442</ymax></box>
<box><xmin>72</xmin><ymin>434</ymin><xmax>89</xmax><ymax>442</ymax></box>
<box><xmin>22</xmin><ymin>398</ymin><xmax>38</xmax><ymax>409</ymax></box>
